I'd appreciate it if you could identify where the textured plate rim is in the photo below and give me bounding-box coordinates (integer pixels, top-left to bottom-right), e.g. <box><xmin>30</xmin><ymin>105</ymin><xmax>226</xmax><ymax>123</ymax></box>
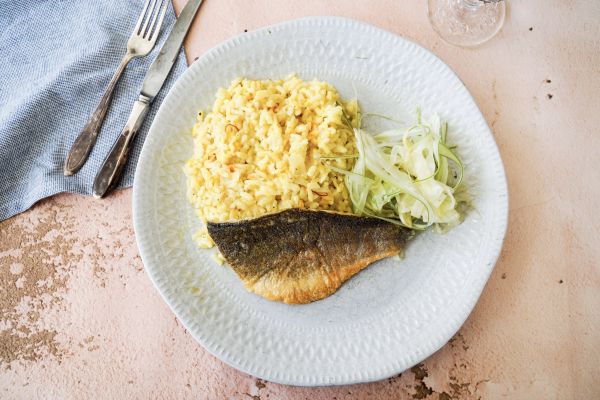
<box><xmin>133</xmin><ymin>16</ymin><xmax>509</xmax><ymax>386</ymax></box>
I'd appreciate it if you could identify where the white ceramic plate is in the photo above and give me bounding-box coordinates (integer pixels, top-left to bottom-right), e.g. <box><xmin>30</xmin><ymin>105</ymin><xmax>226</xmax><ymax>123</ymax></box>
<box><xmin>133</xmin><ymin>16</ymin><xmax>508</xmax><ymax>386</ymax></box>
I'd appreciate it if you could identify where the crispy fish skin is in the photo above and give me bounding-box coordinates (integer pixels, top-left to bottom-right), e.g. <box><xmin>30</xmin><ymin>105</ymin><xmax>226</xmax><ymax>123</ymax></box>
<box><xmin>207</xmin><ymin>209</ymin><xmax>408</xmax><ymax>304</ymax></box>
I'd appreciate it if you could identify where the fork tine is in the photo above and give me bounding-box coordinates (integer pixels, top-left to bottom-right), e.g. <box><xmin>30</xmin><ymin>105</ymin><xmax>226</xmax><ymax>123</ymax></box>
<box><xmin>134</xmin><ymin>0</ymin><xmax>152</xmax><ymax>35</ymax></box>
<box><xmin>140</xmin><ymin>0</ymin><xmax>159</xmax><ymax>38</ymax></box>
<box><xmin>148</xmin><ymin>0</ymin><xmax>169</xmax><ymax>42</ymax></box>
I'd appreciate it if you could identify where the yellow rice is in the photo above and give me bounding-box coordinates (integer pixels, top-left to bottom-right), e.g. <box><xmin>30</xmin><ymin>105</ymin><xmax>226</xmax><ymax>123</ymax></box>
<box><xmin>184</xmin><ymin>75</ymin><xmax>358</xmax><ymax>247</ymax></box>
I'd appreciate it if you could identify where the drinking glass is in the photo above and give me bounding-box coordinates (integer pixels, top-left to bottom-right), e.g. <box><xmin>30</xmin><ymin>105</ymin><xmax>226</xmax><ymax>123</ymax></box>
<box><xmin>428</xmin><ymin>0</ymin><xmax>506</xmax><ymax>47</ymax></box>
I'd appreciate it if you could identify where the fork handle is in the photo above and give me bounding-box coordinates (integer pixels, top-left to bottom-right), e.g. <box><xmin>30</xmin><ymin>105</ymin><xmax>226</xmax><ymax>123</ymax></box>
<box><xmin>63</xmin><ymin>54</ymin><xmax>133</xmax><ymax>176</ymax></box>
<box><xmin>92</xmin><ymin>95</ymin><xmax>151</xmax><ymax>198</ymax></box>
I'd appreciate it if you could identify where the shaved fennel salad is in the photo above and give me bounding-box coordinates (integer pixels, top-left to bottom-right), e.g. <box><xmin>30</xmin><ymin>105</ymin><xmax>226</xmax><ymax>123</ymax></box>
<box><xmin>324</xmin><ymin>107</ymin><xmax>468</xmax><ymax>232</ymax></box>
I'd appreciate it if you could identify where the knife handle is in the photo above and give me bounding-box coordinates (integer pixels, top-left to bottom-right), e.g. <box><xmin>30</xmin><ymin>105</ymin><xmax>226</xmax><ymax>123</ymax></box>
<box><xmin>92</xmin><ymin>95</ymin><xmax>150</xmax><ymax>198</ymax></box>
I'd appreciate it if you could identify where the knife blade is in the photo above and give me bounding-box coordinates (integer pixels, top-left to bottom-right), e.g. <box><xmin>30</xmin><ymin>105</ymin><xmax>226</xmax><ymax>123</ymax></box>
<box><xmin>92</xmin><ymin>0</ymin><xmax>203</xmax><ymax>198</ymax></box>
<box><xmin>141</xmin><ymin>0</ymin><xmax>204</xmax><ymax>100</ymax></box>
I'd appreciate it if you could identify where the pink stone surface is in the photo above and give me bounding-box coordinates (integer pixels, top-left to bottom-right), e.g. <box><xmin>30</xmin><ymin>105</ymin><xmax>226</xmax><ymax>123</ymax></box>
<box><xmin>1</xmin><ymin>1</ymin><xmax>599</xmax><ymax>398</ymax></box>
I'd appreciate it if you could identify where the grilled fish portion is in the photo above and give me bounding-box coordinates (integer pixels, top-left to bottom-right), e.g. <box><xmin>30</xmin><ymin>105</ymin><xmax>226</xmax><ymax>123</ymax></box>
<box><xmin>207</xmin><ymin>209</ymin><xmax>409</xmax><ymax>304</ymax></box>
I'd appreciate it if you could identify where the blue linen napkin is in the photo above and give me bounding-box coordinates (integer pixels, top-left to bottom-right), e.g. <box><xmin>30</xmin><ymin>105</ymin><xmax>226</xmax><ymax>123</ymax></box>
<box><xmin>0</xmin><ymin>0</ymin><xmax>188</xmax><ymax>221</ymax></box>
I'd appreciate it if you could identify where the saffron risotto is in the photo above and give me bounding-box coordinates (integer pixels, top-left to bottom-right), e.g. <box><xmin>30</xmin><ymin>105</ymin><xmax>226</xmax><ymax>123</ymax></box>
<box><xmin>185</xmin><ymin>75</ymin><xmax>358</xmax><ymax>247</ymax></box>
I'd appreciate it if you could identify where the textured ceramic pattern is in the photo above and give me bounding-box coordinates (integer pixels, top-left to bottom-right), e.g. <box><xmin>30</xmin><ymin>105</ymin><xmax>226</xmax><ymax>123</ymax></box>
<box><xmin>132</xmin><ymin>17</ymin><xmax>508</xmax><ymax>386</ymax></box>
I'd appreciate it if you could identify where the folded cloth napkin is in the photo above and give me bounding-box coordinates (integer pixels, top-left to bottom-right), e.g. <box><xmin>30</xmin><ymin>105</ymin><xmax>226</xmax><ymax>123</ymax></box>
<box><xmin>0</xmin><ymin>0</ymin><xmax>187</xmax><ymax>221</ymax></box>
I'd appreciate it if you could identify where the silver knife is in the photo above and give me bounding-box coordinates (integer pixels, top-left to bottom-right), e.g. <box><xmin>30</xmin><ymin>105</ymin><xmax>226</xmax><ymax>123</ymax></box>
<box><xmin>92</xmin><ymin>0</ymin><xmax>203</xmax><ymax>198</ymax></box>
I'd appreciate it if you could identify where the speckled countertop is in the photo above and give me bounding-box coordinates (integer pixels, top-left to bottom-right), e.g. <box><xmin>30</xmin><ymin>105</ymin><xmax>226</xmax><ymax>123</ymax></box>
<box><xmin>1</xmin><ymin>1</ymin><xmax>599</xmax><ymax>399</ymax></box>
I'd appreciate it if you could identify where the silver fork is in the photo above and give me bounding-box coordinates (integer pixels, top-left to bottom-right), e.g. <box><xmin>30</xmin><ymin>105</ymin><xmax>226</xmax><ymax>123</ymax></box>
<box><xmin>63</xmin><ymin>0</ymin><xmax>169</xmax><ymax>176</ymax></box>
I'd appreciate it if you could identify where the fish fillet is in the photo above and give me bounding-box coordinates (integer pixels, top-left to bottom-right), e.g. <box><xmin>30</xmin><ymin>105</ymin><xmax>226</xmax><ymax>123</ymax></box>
<box><xmin>207</xmin><ymin>209</ymin><xmax>409</xmax><ymax>304</ymax></box>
